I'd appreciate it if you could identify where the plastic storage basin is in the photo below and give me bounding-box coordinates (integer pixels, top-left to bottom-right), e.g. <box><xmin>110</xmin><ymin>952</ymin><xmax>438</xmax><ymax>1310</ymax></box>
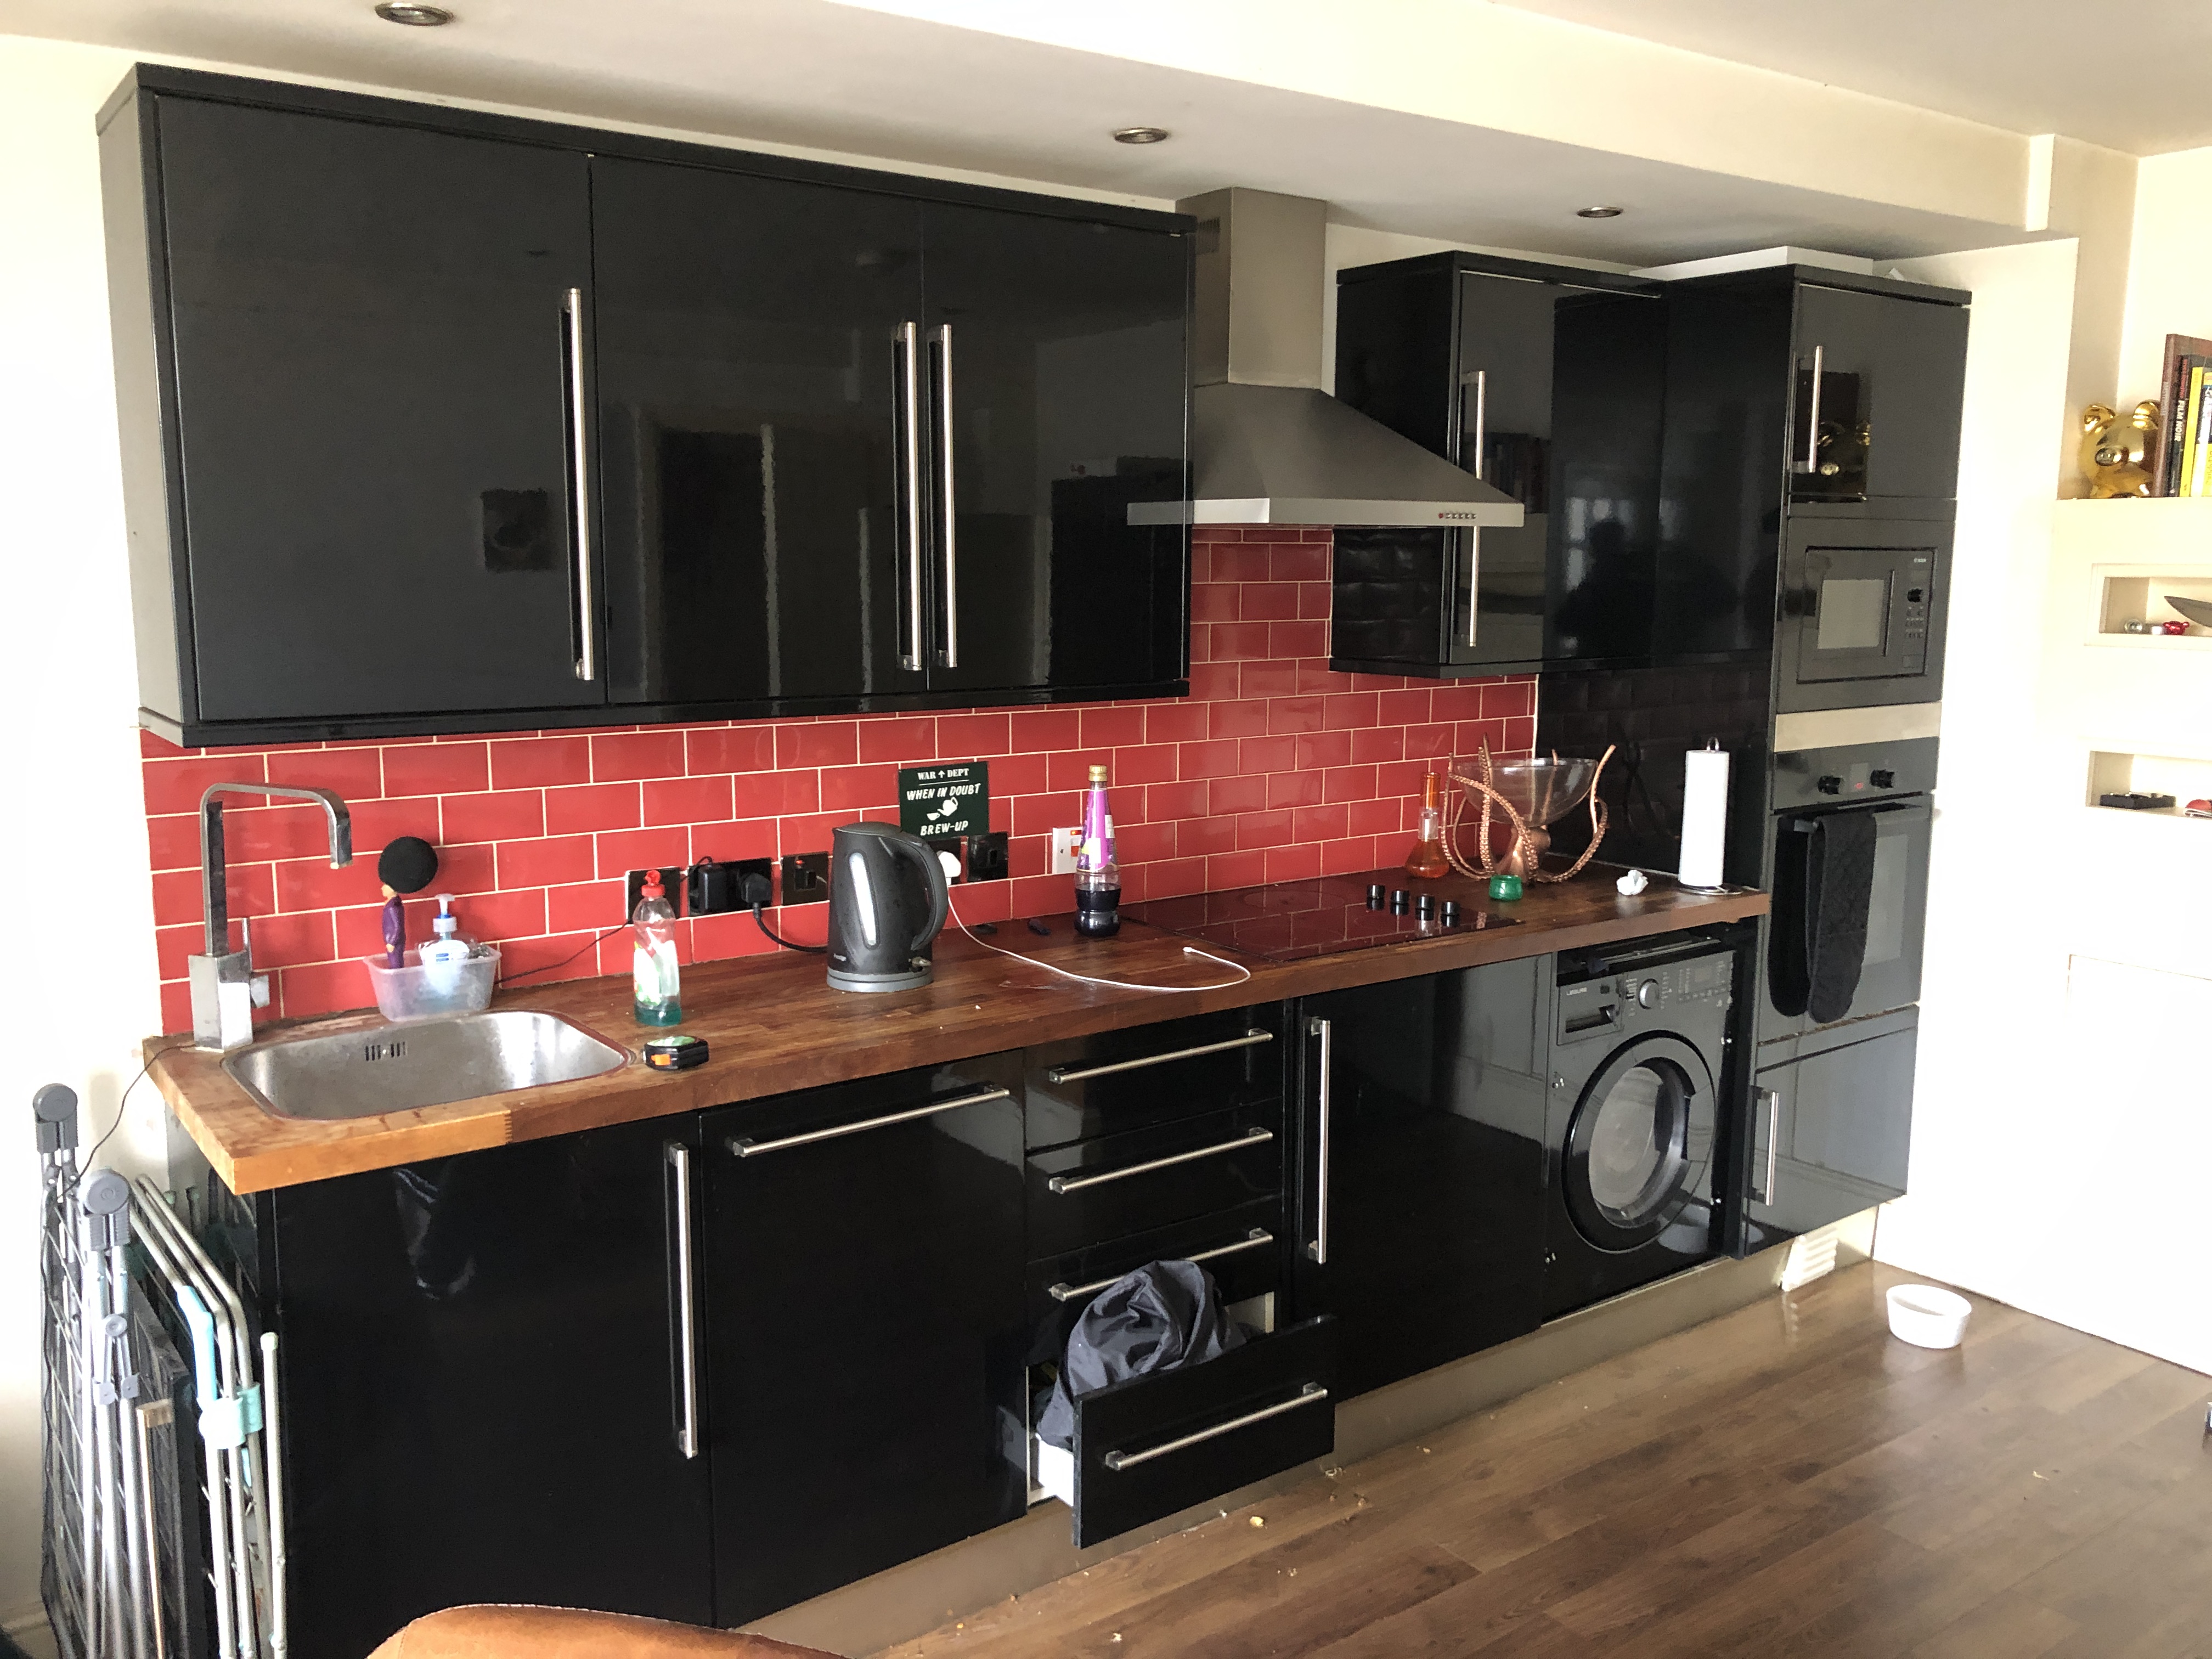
<box><xmin>1886</xmin><ymin>1283</ymin><xmax>1972</xmax><ymax>1350</ymax></box>
<box><xmin>364</xmin><ymin>947</ymin><xmax>500</xmax><ymax>1022</ymax></box>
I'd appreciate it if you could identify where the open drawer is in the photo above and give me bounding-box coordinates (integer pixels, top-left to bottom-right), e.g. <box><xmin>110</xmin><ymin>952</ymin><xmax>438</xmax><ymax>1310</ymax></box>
<box><xmin>1038</xmin><ymin>1314</ymin><xmax>1337</xmax><ymax>1548</ymax></box>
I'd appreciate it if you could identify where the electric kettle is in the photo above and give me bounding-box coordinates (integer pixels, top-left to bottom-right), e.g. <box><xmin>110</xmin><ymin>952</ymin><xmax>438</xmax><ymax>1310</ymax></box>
<box><xmin>825</xmin><ymin>821</ymin><xmax>950</xmax><ymax>992</ymax></box>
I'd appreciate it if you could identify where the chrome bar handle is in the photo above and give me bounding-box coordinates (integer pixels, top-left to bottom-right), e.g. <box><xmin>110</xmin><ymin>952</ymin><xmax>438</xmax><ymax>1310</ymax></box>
<box><xmin>1103</xmin><ymin>1382</ymin><xmax>1329</xmax><ymax>1471</ymax></box>
<box><xmin>898</xmin><ymin>321</ymin><xmax>924</xmax><ymax>672</ymax></box>
<box><xmin>563</xmin><ymin>287</ymin><xmax>599</xmax><ymax>682</ymax></box>
<box><xmin>1047</xmin><ymin>1126</ymin><xmax>1272</xmax><ymax>1194</ymax></box>
<box><xmin>258</xmin><ymin>1330</ymin><xmax>289</xmax><ymax>1657</ymax></box>
<box><xmin>1464</xmin><ymin>369</ymin><xmax>1486</xmax><ymax>648</ymax></box>
<box><xmin>1046</xmin><ymin>1028</ymin><xmax>1273</xmax><ymax>1084</ymax></box>
<box><xmin>1752</xmin><ymin>1087</ymin><xmax>1781</xmax><ymax>1205</ymax></box>
<box><xmin>1795</xmin><ymin>344</ymin><xmax>1824</xmax><ymax>474</ymax></box>
<box><xmin>1047</xmin><ymin>1229</ymin><xmax>1274</xmax><ymax>1302</ymax></box>
<box><xmin>933</xmin><ymin>322</ymin><xmax>959</xmax><ymax>668</ymax></box>
<box><xmin>665</xmin><ymin>1143</ymin><xmax>699</xmax><ymax>1459</ymax></box>
<box><xmin>731</xmin><ymin>1086</ymin><xmax>1011</xmax><ymax>1157</ymax></box>
<box><xmin>1307</xmin><ymin>1015</ymin><xmax>1332</xmax><ymax>1263</ymax></box>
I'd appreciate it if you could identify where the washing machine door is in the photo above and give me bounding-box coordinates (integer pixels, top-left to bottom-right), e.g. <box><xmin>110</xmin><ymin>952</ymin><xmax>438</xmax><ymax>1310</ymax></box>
<box><xmin>1562</xmin><ymin>1034</ymin><xmax>1716</xmax><ymax>1252</ymax></box>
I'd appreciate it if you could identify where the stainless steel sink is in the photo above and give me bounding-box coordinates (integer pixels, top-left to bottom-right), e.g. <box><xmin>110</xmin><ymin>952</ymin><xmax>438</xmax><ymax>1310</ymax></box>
<box><xmin>224</xmin><ymin>1010</ymin><xmax>630</xmax><ymax>1121</ymax></box>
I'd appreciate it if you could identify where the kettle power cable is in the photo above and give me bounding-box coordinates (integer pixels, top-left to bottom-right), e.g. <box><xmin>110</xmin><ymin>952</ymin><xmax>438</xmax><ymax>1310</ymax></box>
<box><xmin>946</xmin><ymin>895</ymin><xmax>1252</xmax><ymax>994</ymax></box>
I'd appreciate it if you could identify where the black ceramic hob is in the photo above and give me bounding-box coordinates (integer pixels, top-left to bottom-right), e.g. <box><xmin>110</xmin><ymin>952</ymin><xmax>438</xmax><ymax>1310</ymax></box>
<box><xmin>1125</xmin><ymin>873</ymin><xmax>1517</xmax><ymax>962</ymax></box>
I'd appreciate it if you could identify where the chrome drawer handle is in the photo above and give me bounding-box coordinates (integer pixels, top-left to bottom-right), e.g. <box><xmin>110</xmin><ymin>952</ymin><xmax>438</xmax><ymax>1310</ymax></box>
<box><xmin>1102</xmin><ymin>1382</ymin><xmax>1329</xmax><ymax>1471</ymax></box>
<box><xmin>729</xmin><ymin>1087</ymin><xmax>1010</xmax><ymax>1156</ymax></box>
<box><xmin>1047</xmin><ymin>1229</ymin><xmax>1274</xmax><ymax>1302</ymax></box>
<box><xmin>1046</xmin><ymin>1028</ymin><xmax>1273</xmax><ymax>1085</ymax></box>
<box><xmin>1046</xmin><ymin>1127</ymin><xmax>1273</xmax><ymax>1195</ymax></box>
<box><xmin>666</xmin><ymin>1142</ymin><xmax>699</xmax><ymax>1459</ymax></box>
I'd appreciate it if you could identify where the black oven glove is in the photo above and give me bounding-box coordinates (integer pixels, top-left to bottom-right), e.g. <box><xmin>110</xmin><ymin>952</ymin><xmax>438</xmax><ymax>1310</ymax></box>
<box><xmin>1768</xmin><ymin>809</ymin><xmax>1877</xmax><ymax>1025</ymax></box>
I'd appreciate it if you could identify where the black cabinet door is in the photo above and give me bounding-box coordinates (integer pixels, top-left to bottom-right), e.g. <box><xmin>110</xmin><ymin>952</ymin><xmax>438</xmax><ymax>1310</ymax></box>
<box><xmin>917</xmin><ymin>205</ymin><xmax>1189</xmax><ymax>697</ymax></box>
<box><xmin>1744</xmin><ymin>1017</ymin><xmax>1916</xmax><ymax>1251</ymax></box>
<box><xmin>1789</xmin><ymin>284</ymin><xmax>1968</xmax><ymax>507</ymax></box>
<box><xmin>703</xmin><ymin>1057</ymin><xmax>1028</xmax><ymax>1625</ymax></box>
<box><xmin>1330</xmin><ymin>255</ymin><xmax>1661</xmax><ymax>675</ymax></box>
<box><xmin>591</xmin><ymin>160</ymin><xmax>928</xmax><ymax>709</ymax></box>
<box><xmin>268</xmin><ymin>1117</ymin><xmax>712</xmax><ymax>1659</ymax></box>
<box><xmin>1294</xmin><ymin>959</ymin><xmax>1548</xmax><ymax>1398</ymax></box>
<box><xmin>151</xmin><ymin>95</ymin><xmax>601</xmax><ymax>723</ymax></box>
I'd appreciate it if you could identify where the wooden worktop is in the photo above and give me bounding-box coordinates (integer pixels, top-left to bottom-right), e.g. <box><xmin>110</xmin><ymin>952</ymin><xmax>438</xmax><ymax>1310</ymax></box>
<box><xmin>149</xmin><ymin>866</ymin><xmax>1765</xmax><ymax>1194</ymax></box>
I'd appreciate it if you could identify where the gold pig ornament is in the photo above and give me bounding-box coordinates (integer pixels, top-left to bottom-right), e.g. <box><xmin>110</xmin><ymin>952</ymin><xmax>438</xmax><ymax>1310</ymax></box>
<box><xmin>2081</xmin><ymin>400</ymin><xmax>2160</xmax><ymax>498</ymax></box>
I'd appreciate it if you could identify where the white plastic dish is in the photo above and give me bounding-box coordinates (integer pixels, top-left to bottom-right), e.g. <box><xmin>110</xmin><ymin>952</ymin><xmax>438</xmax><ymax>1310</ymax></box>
<box><xmin>1886</xmin><ymin>1283</ymin><xmax>1972</xmax><ymax>1350</ymax></box>
<box><xmin>363</xmin><ymin>946</ymin><xmax>500</xmax><ymax>1022</ymax></box>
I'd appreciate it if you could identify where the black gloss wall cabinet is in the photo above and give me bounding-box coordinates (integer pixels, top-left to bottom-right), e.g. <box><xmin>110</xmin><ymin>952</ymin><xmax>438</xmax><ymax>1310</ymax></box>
<box><xmin>237</xmin><ymin>1119</ymin><xmax>714</xmax><ymax>1658</ymax></box>
<box><xmin>101</xmin><ymin>66</ymin><xmax>1192</xmax><ymax>746</ymax></box>
<box><xmin>1330</xmin><ymin>252</ymin><xmax>1664</xmax><ymax>675</ymax></box>
<box><xmin>1293</xmin><ymin>958</ymin><xmax>1549</xmax><ymax>1397</ymax></box>
<box><xmin>101</xmin><ymin>82</ymin><xmax>606</xmax><ymax>735</ymax></box>
<box><xmin>701</xmin><ymin>1057</ymin><xmax>1029</xmax><ymax>1624</ymax></box>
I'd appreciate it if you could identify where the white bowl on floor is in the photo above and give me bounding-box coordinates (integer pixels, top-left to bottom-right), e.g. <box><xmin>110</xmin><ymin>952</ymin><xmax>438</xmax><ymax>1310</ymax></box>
<box><xmin>1886</xmin><ymin>1283</ymin><xmax>1972</xmax><ymax>1349</ymax></box>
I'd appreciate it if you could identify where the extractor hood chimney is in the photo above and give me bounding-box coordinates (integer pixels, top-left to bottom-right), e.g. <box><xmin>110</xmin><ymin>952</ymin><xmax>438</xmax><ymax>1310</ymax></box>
<box><xmin>1131</xmin><ymin>188</ymin><xmax>1523</xmax><ymax>529</ymax></box>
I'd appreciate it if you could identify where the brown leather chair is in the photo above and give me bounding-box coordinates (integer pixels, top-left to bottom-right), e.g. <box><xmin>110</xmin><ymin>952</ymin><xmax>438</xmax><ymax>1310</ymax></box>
<box><xmin>368</xmin><ymin>1606</ymin><xmax>844</xmax><ymax>1659</ymax></box>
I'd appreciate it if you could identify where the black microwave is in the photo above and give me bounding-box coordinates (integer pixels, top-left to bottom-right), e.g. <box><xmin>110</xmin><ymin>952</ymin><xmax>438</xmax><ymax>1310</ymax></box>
<box><xmin>1776</xmin><ymin>520</ymin><xmax>1950</xmax><ymax>712</ymax></box>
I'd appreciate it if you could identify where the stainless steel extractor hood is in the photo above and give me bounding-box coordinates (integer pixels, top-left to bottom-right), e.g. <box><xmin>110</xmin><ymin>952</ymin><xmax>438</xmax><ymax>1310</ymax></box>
<box><xmin>1131</xmin><ymin>188</ymin><xmax>1523</xmax><ymax>529</ymax></box>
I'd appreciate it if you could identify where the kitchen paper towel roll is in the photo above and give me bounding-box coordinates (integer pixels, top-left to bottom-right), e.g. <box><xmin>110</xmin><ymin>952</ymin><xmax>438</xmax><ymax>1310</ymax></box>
<box><xmin>1679</xmin><ymin>744</ymin><xmax>1730</xmax><ymax>889</ymax></box>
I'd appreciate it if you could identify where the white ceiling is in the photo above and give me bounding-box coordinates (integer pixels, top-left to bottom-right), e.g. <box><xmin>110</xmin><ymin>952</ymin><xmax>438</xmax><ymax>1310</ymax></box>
<box><xmin>1485</xmin><ymin>0</ymin><xmax>2212</xmax><ymax>157</ymax></box>
<box><xmin>3</xmin><ymin>0</ymin><xmax>2033</xmax><ymax>262</ymax></box>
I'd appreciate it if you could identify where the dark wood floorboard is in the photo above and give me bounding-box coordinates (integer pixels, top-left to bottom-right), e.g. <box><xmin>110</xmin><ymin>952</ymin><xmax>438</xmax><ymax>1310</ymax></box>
<box><xmin>876</xmin><ymin>1263</ymin><xmax>2212</xmax><ymax>1658</ymax></box>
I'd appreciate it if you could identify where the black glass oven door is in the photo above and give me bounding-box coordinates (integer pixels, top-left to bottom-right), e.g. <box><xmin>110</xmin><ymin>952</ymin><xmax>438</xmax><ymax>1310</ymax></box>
<box><xmin>1764</xmin><ymin>799</ymin><xmax>1929</xmax><ymax>1039</ymax></box>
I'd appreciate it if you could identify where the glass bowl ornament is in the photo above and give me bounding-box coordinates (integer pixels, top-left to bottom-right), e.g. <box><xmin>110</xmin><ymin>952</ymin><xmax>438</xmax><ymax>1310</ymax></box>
<box><xmin>1443</xmin><ymin>742</ymin><xmax>1616</xmax><ymax>883</ymax></box>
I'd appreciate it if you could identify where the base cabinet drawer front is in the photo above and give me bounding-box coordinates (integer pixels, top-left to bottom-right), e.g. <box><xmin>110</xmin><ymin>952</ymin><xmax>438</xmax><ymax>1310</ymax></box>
<box><xmin>1066</xmin><ymin>1314</ymin><xmax>1337</xmax><ymax>1548</ymax></box>
<box><xmin>703</xmin><ymin>1055</ymin><xmax>1028</xmax><ymax>1626</ymax></box>
<box><xmin>1025</xmin><ymin>1006</ymin><xmax>1288</xmax><ymax>1149</ymax></box>
<box><xmin>1025</xmin><ymin>1198</ymin><xmax>1283</xmax><ymax>1362</ymax></box>
<box><xmin>1027</xmin><ymin>1102</ymin><xmax>1283</xmax><ymax>1259</ymax></box>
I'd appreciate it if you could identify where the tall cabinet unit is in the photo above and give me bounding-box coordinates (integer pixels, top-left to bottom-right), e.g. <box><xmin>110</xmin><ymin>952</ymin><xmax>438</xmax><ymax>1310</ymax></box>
<box><xmin>1541</xmin><ymin>265</ymin><xmax>1968</xmax><ymax>1256</ymax></box>
<box><xmin>1330</xmin><ymin>252</ymin><xmax>1664</xmax><ymax>676</ymax></box>
<box><xmin>101</xmin><ymin>66</ymin><xmax>1192</xmax><ymax>747</ymax></box>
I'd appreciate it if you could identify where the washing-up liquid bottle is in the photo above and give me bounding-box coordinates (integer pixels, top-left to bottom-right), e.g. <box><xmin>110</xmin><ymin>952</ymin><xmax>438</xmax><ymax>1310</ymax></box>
<box><xmin>632</xmin><ymin>872</ymin><xmax>682</xmax><ymax>1027</ymax></box>
<box><xmin>418</xmin><ymin>894</ymin><xmax>473</xmax><ymax>992</ymax></box>
<box><xmin>1074</xmin><ymin>764</ymin><xmax>1121</xmax><ymax>939</ymax></box>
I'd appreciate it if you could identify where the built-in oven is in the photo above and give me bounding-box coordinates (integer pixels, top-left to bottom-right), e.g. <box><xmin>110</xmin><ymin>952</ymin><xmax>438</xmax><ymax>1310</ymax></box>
<box><xmin>1776</xmin><ymin>518</ymin><xmax>1950</xmax><ymax>713</ymax></box>
<box><xmin>1760</xmin><ymin>729</ymin><xmax>1935</xmax><ymax>1043</ymax></box>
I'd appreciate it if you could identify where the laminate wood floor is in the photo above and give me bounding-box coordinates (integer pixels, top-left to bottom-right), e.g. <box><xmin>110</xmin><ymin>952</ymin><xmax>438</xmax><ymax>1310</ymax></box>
<box><xmin>877</xmin><ymin>1262</ymin><xmax>2212</xmax><ymax>1658</ymax></box>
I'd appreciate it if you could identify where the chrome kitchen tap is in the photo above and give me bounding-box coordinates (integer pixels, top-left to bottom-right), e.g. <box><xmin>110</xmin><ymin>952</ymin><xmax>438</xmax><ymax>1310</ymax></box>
<box><xmin>189</xmin><ymin>783</ymin><xmax>353</xmax><ymax>1050</ymax></box>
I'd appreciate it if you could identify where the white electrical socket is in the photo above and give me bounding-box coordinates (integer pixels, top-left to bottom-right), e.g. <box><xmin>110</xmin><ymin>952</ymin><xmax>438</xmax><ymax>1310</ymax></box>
<box><xmin>1049</xmin><ymin>826</ymin><xmax>1084</xmax><ymax>875</ymax></box>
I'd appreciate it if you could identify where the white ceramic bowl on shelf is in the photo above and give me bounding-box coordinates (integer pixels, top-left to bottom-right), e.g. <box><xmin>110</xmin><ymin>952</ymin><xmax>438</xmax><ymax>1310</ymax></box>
<box><xmin>1886</xmin><ymin>1283</ymin><xmax>1972</xmax><ymax>1350</ymax></box>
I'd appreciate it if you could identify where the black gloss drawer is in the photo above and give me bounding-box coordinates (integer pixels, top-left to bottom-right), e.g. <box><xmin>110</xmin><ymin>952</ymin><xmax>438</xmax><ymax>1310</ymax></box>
<box><xmin>1025</xmin><ymin>1198</ymin><xmax>1283</xmax><ymax>1363</ymax></box>
<box><xmin>1026</xmin><ymin>1103</ymin><xmax>1282</xmax><ymax>1259</ymax></box>
<box><xmin>1065</xmin><ymin>1314</ymin><xmax>1336</xmax><ymax>1547</ymax></box>
<box><xmin>1025</xmin><ymin>1006</ymin><xmax>1287</xmax><ymax>1150</ymax></box>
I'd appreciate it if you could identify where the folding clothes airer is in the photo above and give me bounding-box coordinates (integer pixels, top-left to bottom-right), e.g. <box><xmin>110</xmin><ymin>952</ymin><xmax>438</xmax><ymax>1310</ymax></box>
<box><xmin>36</xmin><ymin>1083</ymin><xmax>291</xmax><ymax>1659</ymax></box>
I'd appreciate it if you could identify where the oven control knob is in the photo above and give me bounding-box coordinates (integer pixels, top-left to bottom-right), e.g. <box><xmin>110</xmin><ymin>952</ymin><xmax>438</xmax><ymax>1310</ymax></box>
<box><xmin>1817</xmin><ymin>775</ymin><xmax>1843</xmax><ymax>795</ymax></box>
<box><xmin>1869</xmin><ymin>768</ymin><xmax>1896</xmax><ymax>789</ymax></box>
<box><xmin>1635</xmin><ymin>981</ymin><xmax>1661</xmax><ymax>1009</ymax></box>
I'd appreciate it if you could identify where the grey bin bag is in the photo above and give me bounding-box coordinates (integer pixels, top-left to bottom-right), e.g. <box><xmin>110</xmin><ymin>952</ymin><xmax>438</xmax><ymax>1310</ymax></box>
<box><xmin>1036</xmin><ymin>1259</ymin><xmax>1245</xmax><ymax>1451</ymax></box>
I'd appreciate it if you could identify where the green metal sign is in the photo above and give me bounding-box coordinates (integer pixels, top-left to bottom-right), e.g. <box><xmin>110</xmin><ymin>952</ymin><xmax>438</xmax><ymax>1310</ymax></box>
<box><xmin>898</xmin><ymin>760</ymin><xmax>989</xmax><ymax>844</ymax></box>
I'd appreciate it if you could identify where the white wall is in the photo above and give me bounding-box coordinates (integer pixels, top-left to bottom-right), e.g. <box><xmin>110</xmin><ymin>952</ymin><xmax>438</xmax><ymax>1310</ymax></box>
<box><xmin>2117</xmin><ymin>144</ymin><xmax>2212</xmax><ymax>403</ymax></box>
<box><xmin>0</xmin><ymin>33</ymin><xmax>166</xmax><ymax>1652</ymax></box>
<box><xmin>1876</xmin><ymin>234</ymin><xmax>2212</xmax><ymax>1376</ymax></box>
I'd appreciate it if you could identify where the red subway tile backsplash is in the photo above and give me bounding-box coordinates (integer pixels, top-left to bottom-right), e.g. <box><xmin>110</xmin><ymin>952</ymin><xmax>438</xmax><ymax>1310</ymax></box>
<box><xmin>136</xmin><ymin>529</ymin><xmax>1538</xmax><ymax>1028</ymax></box>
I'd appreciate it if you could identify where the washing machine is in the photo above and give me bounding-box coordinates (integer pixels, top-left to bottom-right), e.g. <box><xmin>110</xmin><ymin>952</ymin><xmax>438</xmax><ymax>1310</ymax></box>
<box><xmin>1544</xmin><ymin>933</ymin><xmax>1734</xmax><ymax>1320</ymax></box>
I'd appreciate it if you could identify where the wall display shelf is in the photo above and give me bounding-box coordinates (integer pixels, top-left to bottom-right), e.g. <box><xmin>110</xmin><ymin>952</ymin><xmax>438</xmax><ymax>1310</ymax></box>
<box><xmin>2085</xmin><ymin>748</ymin><xmax>2212</xmax><ymax>817</ymax></box>
<box><xmin>2088</xmin><ymin>564</ymin><xmax>2212</xmax><ymax>648</ymax></box>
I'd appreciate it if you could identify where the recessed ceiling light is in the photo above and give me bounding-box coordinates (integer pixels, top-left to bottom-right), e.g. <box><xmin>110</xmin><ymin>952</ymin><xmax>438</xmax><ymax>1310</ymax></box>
<box><xmin>1576</xmin><ymin>205</ymin><xmax>1624</xmax><ymax>219</ymax></box>
<box><xmin>1112</xmin><ymin>127</ymin><xmax>1171</xmax><ymax>145</ymax></box>
<box><xmin>375</xmin><ymin>3</ymin><xmax>455</xmax><ymax>24</ymax></box>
